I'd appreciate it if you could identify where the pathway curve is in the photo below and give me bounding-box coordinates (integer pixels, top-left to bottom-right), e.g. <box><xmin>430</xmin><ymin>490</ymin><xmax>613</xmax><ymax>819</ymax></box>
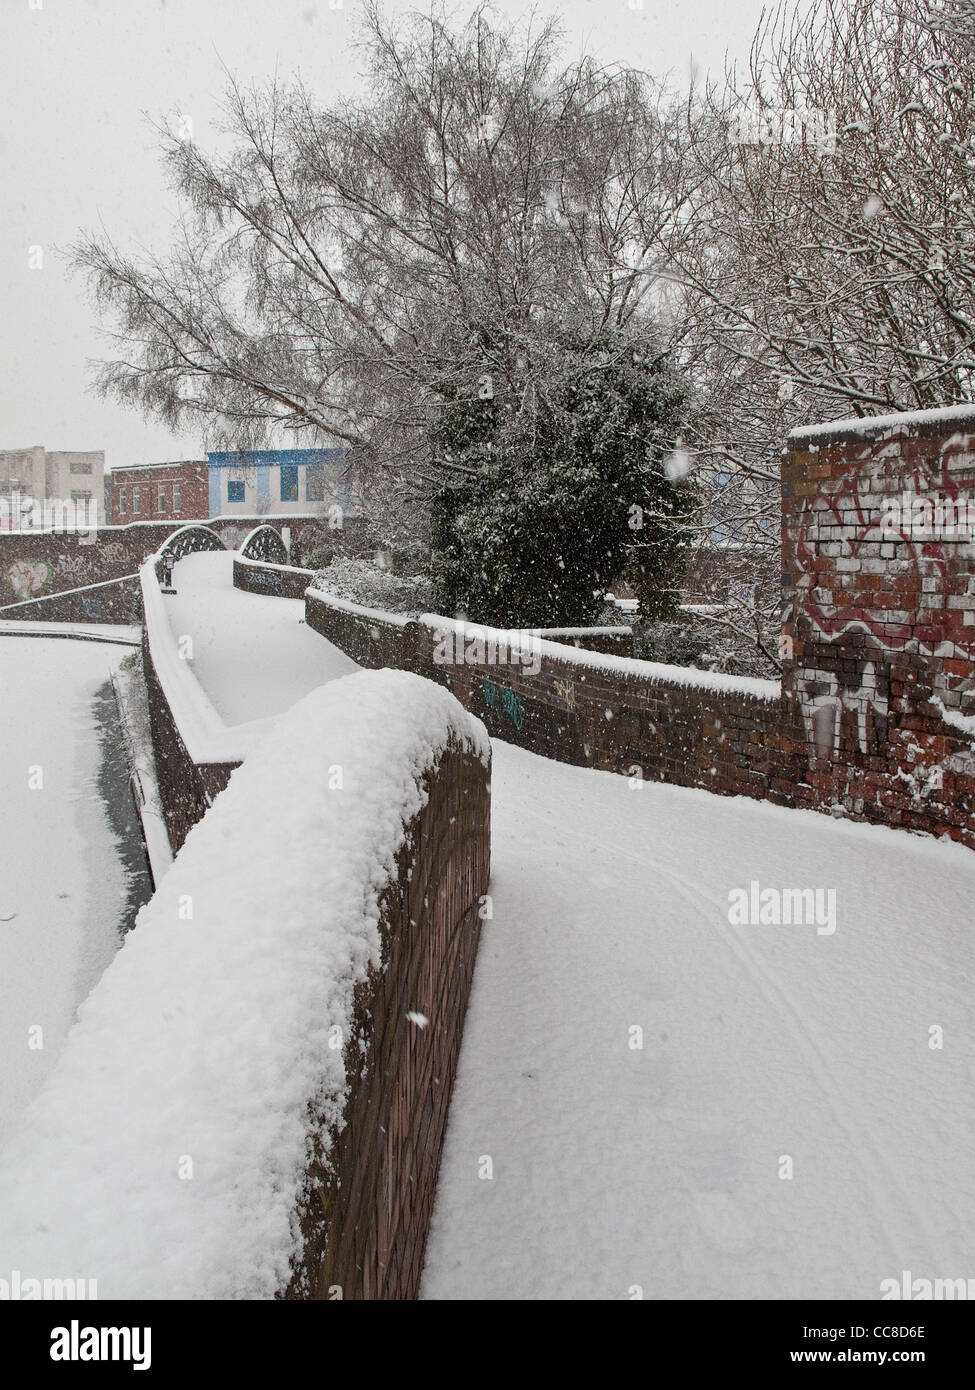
<box><xmin>163</xmin><ymin>551</ymin><xmax>357</xmax><ymax>726</ymax></box>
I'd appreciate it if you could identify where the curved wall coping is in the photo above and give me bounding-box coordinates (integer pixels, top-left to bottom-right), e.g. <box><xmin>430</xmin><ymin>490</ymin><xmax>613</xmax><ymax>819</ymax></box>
<box><xmin>418</xmin><ymin>613</ymin><xmax>780</xmax><ymax>702</ymax></box>
<box><xmin>140</xmin><ymin>556</ymin><xmax>272</xmax><ymax>764</ymax></box>
<box><xmin>236</xmin><ymin>553</ymin><xmax>316</xmax><ymax>578</ymax></box>
<box><xmin>305</xmin><ymin>584</ymin><xmax>417</xmax><ymax>629</ymax></box>
<box><xmin>304</xmin><ymin>587</ymin><xmax>776</xmax><ymax>700</ymax></box>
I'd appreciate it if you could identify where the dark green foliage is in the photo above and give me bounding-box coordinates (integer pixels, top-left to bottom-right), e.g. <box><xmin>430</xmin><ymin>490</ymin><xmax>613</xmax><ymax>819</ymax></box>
<box><xmin>429</xmin><ymin>333</ymin><xmax>696</xmax><ymax>628</ymax></box>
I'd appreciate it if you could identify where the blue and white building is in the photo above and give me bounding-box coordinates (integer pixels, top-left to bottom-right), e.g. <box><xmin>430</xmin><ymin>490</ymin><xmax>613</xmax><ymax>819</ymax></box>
<box><xmin>207</xmin><ymin>448</ymin><xmax>351</xmax><ymax>518</ymax></box>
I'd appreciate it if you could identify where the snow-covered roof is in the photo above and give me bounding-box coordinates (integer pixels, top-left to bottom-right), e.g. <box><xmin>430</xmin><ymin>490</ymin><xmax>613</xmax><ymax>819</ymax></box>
<box><xmin>109</xmin><ymin>460</ymin><xmax>208</xmax><ymax>473</ymax></box>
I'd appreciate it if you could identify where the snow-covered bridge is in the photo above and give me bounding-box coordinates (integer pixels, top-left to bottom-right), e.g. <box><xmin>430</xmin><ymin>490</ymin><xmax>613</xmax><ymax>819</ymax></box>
<box><xmin>157</xmin><ymin>548</ymin><xmax>975</xmax><ymax>1300</ymax></box>
<box><xmin>2</xmin><ymin>545</ymin><xmax>972</xmax><ymax>1299</ymax></box>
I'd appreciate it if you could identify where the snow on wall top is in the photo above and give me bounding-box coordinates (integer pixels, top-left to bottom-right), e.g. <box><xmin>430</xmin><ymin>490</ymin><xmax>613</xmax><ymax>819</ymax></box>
<box><xmin>300</xmin><ymin>587</ymin><xmax>778</xmax><ymax>700</ymax></box>
<box><xmin>419</xmin><ymin>614</ymin><xmax>781</xmax><ymax>702</ymax></box>
<box><xmin>236</xmin><ymin>553</ymin><xmax>316</xmax><ymax>577</ymax></box>
<box><xmin>0</xmin><ymin>668</ymin><xmax>489</xmax><ymax>1300</ymax></box>
<box><xmin>140</xmin><ymin>557</ymin><xmax>273</xmax><ymax>763</ymax></box>
<box><xmin>305</xmin><ymin>584</ymin><xmax>416</xmax><ymax>628</ymax></box>
<box><xmin>536</xmin><ymin>626</ymin><xmax>632</xmax><ymax>638</ymax></box>
<box><xmin>789</xmin><ymin>401</ymin><xmax>975</xmax><ymax>444</ymax></box>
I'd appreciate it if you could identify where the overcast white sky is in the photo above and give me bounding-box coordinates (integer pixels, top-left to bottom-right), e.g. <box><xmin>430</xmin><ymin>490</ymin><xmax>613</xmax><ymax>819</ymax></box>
<box><xmin>1</xmin><ymin>0</ymin><xmax>770</xmax><ymax>470</ymax></box>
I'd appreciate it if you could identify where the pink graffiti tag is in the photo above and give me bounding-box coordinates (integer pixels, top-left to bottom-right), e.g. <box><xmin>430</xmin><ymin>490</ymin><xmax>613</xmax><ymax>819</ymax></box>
<box><xmin>7</xmin><ymin>558</ymin><xmax>51</xmax><ymax>602</ymax></box>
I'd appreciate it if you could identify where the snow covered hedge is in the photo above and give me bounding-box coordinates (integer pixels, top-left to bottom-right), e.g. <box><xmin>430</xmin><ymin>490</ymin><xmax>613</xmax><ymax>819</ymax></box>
<box><xmin>311</xmin><ymin>556</ymin><xmax>433</xmax><ymax>614</ymax></box>
<box><xmin>0</xmin><ymin>669</ymin><xmax>489</xmax><ymax>1299</ymax></box>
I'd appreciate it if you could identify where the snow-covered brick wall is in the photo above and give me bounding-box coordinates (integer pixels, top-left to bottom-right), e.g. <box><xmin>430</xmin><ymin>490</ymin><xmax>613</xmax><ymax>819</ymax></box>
<box><xmin>782</xmin><ymin>413</ymin><xmax>975</xmax><ymax>841</ymax></box>
<box><xmin>234</xmin><ymin>554</ymin><xmax>315</xmax><ymax>600</ymax></box>
<box><xmin>139</xmin><ymin>556</ymin><xmax>269</xmax><ymax>852</ymax></box>
<box><xmin>0</xmin><ymin>572</ymin><xmax>141</xmax><ymax>624</ymax></box>
<box><xmin>0</xmin><ymin>668</ymin><xmax>491</xmax><ymax>1299</ymax></box>
<box><xmin>305</xmin><ymin>583</ymin><xmax>421</xmax><ymax>670</ymax></box>
<box><xmin>0</xmin><ymin>516</ymin><xmax>323</xmax><ymax>608</ymax></box>
<box><xmin>141</xmin><ymin>557</ymin><xmax>272</xmax><ymax>766</ymax></box>
<box><xmin>303</xmin><ymin>590</ymin><xmax>791</xmax><ymax>805</ymax></box>
<box><xmin>300</xmin><ymin>405</ymin><xmax>975</xmax><ymax>852</ymax></box>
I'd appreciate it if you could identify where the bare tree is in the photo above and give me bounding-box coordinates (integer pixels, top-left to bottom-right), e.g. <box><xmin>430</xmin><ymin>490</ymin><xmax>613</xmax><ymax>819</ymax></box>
<box><xmin>74</xmin><ymin>2</ymin><xmax>691</xmax><ymax>533</ymax></box>
<box><xmin>649</xmin><ymin>0</ymin><xmax>975</xmax><ymax>674</ymax></box>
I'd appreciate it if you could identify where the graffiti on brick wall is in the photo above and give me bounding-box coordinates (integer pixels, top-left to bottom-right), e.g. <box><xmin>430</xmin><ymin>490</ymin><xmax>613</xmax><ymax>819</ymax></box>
<box><xmin>57</xmin><ymin>555</ymin><xmax>95</xmax><ymax>588</ymax></box>
<box><xmin>7</xmin><ymin>558</ymin><xmax>51</xmax><ymax>601</ymax></box>
<box><xmin>792</xmin><ymin>429</ymin><xmax>975</xmax><ymax>759</ymax></box>
<box><xmin>553</xmin><ymin>678</ymin><xmax>576</xmax><ymax>710</ymax></box>
<box><xmin>1</xmin><ymin>540</ymin><xmax>136</xmax><ymax>606</ymax></box>
<box><xmin>481</xmin><ymin>677</ymin><xmax>524</xmax><ymax>730</ymax></box>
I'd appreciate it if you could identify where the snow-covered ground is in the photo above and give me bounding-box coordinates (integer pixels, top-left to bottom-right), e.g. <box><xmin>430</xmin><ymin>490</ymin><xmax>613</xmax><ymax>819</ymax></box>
<box><xmin>0</xmin><ymin>636</ymin><xmax>135</xmax><ymax>1145</ymax></box>
<box><xmin>422</xmin><ymin>741</ymin><xmax>975</xmax><ymax>1300</ymax></box>
<box><xmin>162</xmin><ymin>551</ymin><xmax>358</xmax><ymax>726</ymax></box>
<box><xmin>5</xmin><ymin>566</ymin><xmax>973</xmax><ymax>1301</ymax></box>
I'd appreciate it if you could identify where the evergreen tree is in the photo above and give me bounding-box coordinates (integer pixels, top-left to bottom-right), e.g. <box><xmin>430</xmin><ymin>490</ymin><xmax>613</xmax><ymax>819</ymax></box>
<box><xmin>430</xmin><ymin>330</ymin><xmax>695</xmax><ymax>628</ymax></box>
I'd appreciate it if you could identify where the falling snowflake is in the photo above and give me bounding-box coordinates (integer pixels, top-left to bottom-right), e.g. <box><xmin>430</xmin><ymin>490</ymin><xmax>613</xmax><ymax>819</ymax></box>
<box><xmin>663</xmin><ymin>440</ymin><xmax>693</xmax><ymax>479</ymax></box>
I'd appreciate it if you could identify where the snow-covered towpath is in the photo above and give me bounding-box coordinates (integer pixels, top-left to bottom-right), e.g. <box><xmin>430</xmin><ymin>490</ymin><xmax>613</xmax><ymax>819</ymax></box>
<box><xmin>422</xmin><ymin>741</ymin><xmax>975</xmax><ymax>1300</ymax></box>
<box><xmin>20</xmin><ymin>554</ymin><xmax>968</xmax><ymax>1300</ymax></box>
<box><xmin>162</xmin><ymin>551</ymin><xmax>357</xmax><ymax>726</ymax></box>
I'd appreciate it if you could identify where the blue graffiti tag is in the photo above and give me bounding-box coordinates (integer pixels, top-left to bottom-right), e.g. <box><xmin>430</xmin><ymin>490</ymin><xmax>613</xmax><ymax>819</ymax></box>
<box><xmin>481</xmin><ymin>676</ymin><xmax>524</xmax><ymax>731</ymax></box>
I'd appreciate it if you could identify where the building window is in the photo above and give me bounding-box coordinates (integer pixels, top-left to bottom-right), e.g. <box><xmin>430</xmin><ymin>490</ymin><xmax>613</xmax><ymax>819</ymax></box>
<box><xmin>228</xmin><ymin>479</ymin><xmax>245</xmax><ymax>502</ymax></box>
<box><xmin>173</xmin><ymin>482</ymin><xmax>181</xmax><ymax>513</ymax></box>
<box><xmin>157</xmin><ymin>484</ymin><xmax>166</xmax><ymax>512</ymax></box>
<box><xmin>133</xmin><ymin>487</ymin><xmax>141</xmax><ymax>515</ymax></box>
<box><xmin>118</xmin><ymin>489</ymin><xmax>126</xmax><ymax>516</ymax></box>
<box><xmin>280</xmin><ymin>464</ymin><xmax>299</xmax><ymax>501</ymax></box>
<box><xmin>306</xmin><ymin>463</ymin><xmax>325</xmax><ymax>502</ymax></box>
<box><xmin>69</xmin><ymin>460</ymin><xmax>93</xmax><ymax>474</ymax></box>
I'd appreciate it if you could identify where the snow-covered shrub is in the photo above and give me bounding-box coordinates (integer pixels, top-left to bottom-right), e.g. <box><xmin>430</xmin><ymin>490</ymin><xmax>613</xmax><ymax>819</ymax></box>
<box><xmin>301</xmin><ymin>541</ymin><xmax>335</xmax><ymax>571</ymax></box>
<box><xmin>632</xmin><ymin>618</ymin><xmax>714</xmax><ymax>669</ymax></box>
<box><xmin>312</xmin><ymin>556</ymin><xmax>433</xmax><ymax>614</ymax></box>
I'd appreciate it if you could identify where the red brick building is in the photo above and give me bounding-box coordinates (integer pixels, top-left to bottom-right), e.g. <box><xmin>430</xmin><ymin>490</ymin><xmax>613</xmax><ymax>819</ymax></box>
<box><xmin>110</xmin><ymin>460</ymin><xmax>209</xmax><ymax>525</ymax></box>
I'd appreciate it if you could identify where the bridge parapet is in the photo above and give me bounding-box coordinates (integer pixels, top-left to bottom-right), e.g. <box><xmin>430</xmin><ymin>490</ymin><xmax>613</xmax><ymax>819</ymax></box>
<box><xmin>238</xmin><ymin>524</ymin><xmax>288</xmax><ymax>564</ymax></box>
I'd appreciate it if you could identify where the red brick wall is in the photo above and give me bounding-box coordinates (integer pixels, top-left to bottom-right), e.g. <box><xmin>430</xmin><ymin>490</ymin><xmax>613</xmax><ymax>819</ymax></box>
<box><xmin>781</xmin><ymin>410</ymin><xmax>975</xmax><ymax>842</ymax></box>
<box><xmin>110</xmin><ymin>462</ymin><xmax>210</xmax><ymax>525</ymax></box>
<box><xmin>139</xmin><ymin>557</ymin><xmax>492</xmax><ymax>1299</ymax></box>
<box><xmin>0</xmin><ymin>573</ymin><xmax>142</xmax><ymax>625</ymax></box>
<box><xmin>287</xmin><ymin>742</ymin><xmax>491</xmax><ymax>1300</ymax></box>
<box><xmin>305</xmin><ymin>586</ymin><xmax>422</xmax><ymax>670</ymax></box>
<box><xmin>140</xmin><ymin>628</ymin><xmax>237</xmax><ymax>854</ymax></box>
<box><xmin>234</xmin><ymin>555</ymin><xmax>316</xmax><ymax>600</ymax></box>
